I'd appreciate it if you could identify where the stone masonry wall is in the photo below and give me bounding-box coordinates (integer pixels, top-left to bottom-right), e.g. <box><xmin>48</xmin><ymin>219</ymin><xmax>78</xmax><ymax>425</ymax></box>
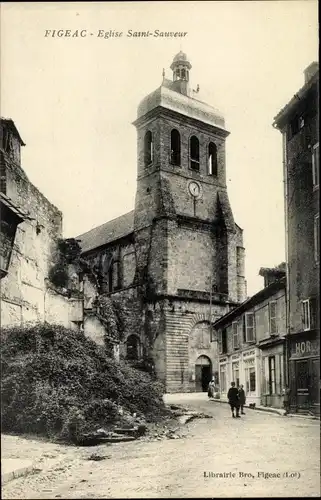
<box><xmin>167</xmin><ymin>221</ymin><xmax>215</xmax><ymax>294</ymax></box>
<box><xmin>164</xmin><ymin>299</ymin><xmax>229</xmax><ymax>393</ymax></box>
<box><xmin>0</xmin><ymin>154</ymin><xmax>82</xmax><ymax>328</ymax></box>
<box><xmin>284</xmin><ymin>96</ymin><xmax>319</xmax><ymax>334</ymax></box>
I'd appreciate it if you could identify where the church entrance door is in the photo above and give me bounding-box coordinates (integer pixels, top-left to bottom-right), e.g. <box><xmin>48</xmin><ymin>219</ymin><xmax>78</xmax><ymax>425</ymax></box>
<box><xmin>195</xmin><ymin>355</ymin><xmax>212</xmax><ymax>392</ymax></box>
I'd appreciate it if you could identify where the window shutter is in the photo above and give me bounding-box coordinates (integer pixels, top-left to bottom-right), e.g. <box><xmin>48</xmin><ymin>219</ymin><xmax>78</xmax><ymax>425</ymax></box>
<box><xmin>310</xmin><ymin>297</ymin><xmax>317</xmax><ymax>329</ymax></box>
<box><xmin>269</xmin><ymin>302</ymin><xmax>277</xmax><ymax>335</ymax></box>
<box><xmin>243</xmin><ymin>315</ymin><xmax>246</xmax><ymax>343</ymax></box>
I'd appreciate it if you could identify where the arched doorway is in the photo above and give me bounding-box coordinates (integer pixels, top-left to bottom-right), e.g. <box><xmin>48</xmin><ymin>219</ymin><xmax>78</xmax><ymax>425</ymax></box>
<box><xmin>125</xmin><ymin>334</ymin><xmax>140</xmax><ymax>361</ymax></box>
<box><xmin>195</xmin><ymin>355</ymin><xmax>212</xmax><ymax>392</ymax></box>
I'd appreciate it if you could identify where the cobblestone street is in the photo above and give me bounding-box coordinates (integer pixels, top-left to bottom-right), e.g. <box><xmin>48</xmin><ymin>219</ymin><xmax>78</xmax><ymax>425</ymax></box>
<box><xmin>2</xmin><ymin>394</ymin><xmax>320</xmax><ymax>499</ymax></box>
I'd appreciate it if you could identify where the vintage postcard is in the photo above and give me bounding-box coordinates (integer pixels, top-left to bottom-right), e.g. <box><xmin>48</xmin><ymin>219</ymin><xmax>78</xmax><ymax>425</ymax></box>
<box><xmin>0</xmin><ymin>1</ymin><xmax>319</xmax><ymax>498</ymax></box>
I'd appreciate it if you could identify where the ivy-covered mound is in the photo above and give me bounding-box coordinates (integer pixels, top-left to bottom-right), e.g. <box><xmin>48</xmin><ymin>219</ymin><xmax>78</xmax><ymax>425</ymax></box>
<box><xmin>1</xmin><ymin>324</ymin><xmax>167</xmax><ymax>443</ymax></box>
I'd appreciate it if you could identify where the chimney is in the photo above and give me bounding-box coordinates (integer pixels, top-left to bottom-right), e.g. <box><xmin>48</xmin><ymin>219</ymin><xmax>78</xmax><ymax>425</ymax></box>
<box><xmin>259</xmin><ymin>264</ymin><xmax>286</xmax><ymax>288</ymax></box>
<box><xmin>304</xmin><ymin>62</ymin><xmax>319</xmax><ymax>84</ymax></box>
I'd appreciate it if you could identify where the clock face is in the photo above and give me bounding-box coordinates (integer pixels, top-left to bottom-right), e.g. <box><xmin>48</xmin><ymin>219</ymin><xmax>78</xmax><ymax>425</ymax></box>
<box><xmin>189</xmin><ymin>181</ymin><xmax>201</xmax><ymax>198</ymax></box>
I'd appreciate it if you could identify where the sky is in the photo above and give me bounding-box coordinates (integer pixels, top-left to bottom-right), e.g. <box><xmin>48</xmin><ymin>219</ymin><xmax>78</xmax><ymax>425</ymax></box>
<box><xmin>1</xmin><ymin>1</ymin><xmax>318</xmax><ymax>296</ymax></box>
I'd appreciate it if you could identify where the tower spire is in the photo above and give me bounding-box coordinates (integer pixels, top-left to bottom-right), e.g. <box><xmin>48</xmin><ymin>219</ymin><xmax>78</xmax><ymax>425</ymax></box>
<box><xmin>170</xmin><ymin>51</ymin><xmax>192</xmax><ymax>96</ymax></box>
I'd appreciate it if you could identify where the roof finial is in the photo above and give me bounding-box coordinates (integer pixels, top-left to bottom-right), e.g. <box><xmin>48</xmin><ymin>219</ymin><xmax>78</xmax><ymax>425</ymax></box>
<box><xmin>162</xmin><ymin>68</ymin><xmax>165</xmax><ymax>81</ymax></box>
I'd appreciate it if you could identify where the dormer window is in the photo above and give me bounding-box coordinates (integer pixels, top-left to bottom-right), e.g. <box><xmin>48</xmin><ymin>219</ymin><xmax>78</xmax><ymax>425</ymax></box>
<box><xmin>170</xmin><ymin>129</ymin><xmax>181</xmax><ymax>166</ymax></box>
<box><xmin>144</xmin><ymin>131</ymin><xmax>153</xmax><ymax>167</ymax></box>
<box><xmin>208</xmin><ymin>142</ymin><xmax>218</xmax><ymax>176</ymax></box>
<box><xmin>190</xmin><ymin>136</ymin><xmax>200</xmax><ymax>171</ymax></box>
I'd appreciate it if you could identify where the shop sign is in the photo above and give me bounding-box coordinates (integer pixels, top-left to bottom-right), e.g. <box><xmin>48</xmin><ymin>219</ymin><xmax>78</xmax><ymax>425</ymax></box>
<box><xmin>291</xmin><ymin>339</ymin><xmax>319</xmax><ymax>358</ymax></box>
<box><xmin>243</xmin><ymin>349</ymin><xmax>255</xmax><ymax>358</ymax></box>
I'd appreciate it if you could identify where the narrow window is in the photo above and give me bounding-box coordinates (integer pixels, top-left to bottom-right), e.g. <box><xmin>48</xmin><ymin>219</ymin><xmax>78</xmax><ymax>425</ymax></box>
<box><xmin>218</xmin><ymin>330</ymin><xmax>222</xmax><ymax>354</ymax></box>
<box><xmin>108</xmin><ymin>265</ymin><xmax>113</xmax><ymax>293</ymax></box>
<box><xmin>208</xmin><ymin>142</ymin><xmax>218</xmax><ymax>176</ymax></box>
<box><xmin>314</xmin><ymin>214</ymin><xmax>319</xmax><ymax>262</ymax></box>
<box><xmin>301</xmin><ymin>299</ymin><xmax>311</xmax><ymax>331</ymax></box>
<box><xmin>269</xmin><ymin>301</ymin><xmax>277</xmax><ymax>335</ymax></box>
<box><xmin>232</xmin><ymin>322</ymin><xmax>239</xmax><ymax>350</ymax></box>
<box><xmin>170</xmin><ymin>129</ymin><xmax>181</xmax><ymax>166</ymax></box>
<box><xmin>126</xmin><ymin>335</ymin><xmax>140</xmax><ymax>360</ymax></box>
<box><xmin>2</xmin><ymin>128</ymin><xmax>11</xmax><ymax>154</ymax></box>
<box><xmin>222</xmin><ymin>328</ymin><xmax>227</xmax><ymax>353</ymax></box>
<box><xmin>245</xmin><ymin>312</ymin><xmax>255</xmax><ymax>342</ymax></box>
<box><xmin>181</xmin><ymin>68</ymin><xmax>186</xmax><ymax>80</ymax></box>
<box><xmin>190</xmin><ymin>136</ymin><xmax>200</xmax><ymax>171</ymax></box>
<box><xmin>312</xmin><ymin>143</ymin><xmax>319</xmax><ymax>189</ymax></box>
<box><xmin>249</xmin><ymin>367</ymin><xmax>256</xmax><ymax>392</ymax></box>
<box><xmin>144</xmin><ymin>131</ymin><xmax>153</xmax><ymax>167</ymax></box>
<box><xmin>108</xmin><ymin>260</ymin><xmax>119</xmax><ymax>292</ymax></box>
<box><xmin>268</xmin><ymin>356</ymin><xmax>276</xmax><ymax>394</ymax></box>
<box><xmin>219</xmin><ymin>364</ymin><xmax>227</xmax><ymax>392</ymax></box>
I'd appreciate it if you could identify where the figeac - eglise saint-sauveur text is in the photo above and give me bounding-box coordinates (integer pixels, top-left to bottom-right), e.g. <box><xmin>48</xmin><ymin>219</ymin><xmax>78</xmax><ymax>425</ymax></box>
<box><xmin>44</xmin><ymin>29</ymin><xmax>188</xmax><ymax>39</ymax></box>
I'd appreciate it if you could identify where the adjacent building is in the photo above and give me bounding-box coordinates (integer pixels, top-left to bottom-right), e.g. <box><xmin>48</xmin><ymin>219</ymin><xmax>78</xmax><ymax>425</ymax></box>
<box><xmin>212</xmin><ymin>266</ymin><xmax>286</xmax><ymax>408</ymax></box>
<box><xmin>0</xmin><ymin>118</ymin><xmax>83</xmax><ymax>328</ymax></box>
<box><xmin>77</xmin><ymin>52</ymin><xmax>247</xmax><ymax>393</ymax></box>
<box><xmin>273</xmin><ymin>62</ymin><xmax>319</xmax><ymax>415</ymax></box>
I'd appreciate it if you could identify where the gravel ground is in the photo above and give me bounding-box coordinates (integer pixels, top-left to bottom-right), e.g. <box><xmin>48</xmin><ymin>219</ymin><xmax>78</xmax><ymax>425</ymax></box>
<box><xmin>1</xmin><ymin>397</ymin><xmax>320</xmax><ymax>499</ymax></box>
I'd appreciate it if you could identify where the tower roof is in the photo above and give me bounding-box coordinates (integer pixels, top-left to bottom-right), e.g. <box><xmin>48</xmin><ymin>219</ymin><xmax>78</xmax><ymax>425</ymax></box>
<box><xmin>136</xmin><ymin>78</ymin><xmax>226</xmax><ymax>130</ymax></box>
<box><xmin>170</xmin><ymin>51</ymin><xmax>192</xmax><ymax>70</ymax></box>
<box><xmin>136</xmin><ymin>52</ymin><xmax>226</xmax><ymax>130</ymax></box>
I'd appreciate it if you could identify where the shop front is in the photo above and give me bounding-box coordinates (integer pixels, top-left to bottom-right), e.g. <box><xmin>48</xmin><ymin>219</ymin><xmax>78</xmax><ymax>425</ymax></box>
<box><xmin>242</xmin><ymin>349</ymin><xmax>260</xmax><ymax>406</ymax></box>
<box><xmin>259</xmin><ymin>338</ymin><xmax>285</xmax><ymax>409</ymax></box>
<box><xmin>288</xmin><ymin>332</ymin><xmax>320</xmax><ymax>415</ymax></box>
<box><xmin>218</xmin><ymin>357</ymin><xmax>228</xmax><ymax>400</ymax></box>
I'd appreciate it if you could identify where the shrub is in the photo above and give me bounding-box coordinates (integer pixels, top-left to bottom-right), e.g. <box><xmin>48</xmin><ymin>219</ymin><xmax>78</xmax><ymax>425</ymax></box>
<box><xmin>1</xmin><ymin>323</ymin><xmax>167</xmax><ymax>443</ymax></box>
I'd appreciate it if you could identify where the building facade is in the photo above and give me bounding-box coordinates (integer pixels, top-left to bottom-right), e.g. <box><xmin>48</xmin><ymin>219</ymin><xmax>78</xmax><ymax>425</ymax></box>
<box><xmin>213</xmin><ymin>268</ymin><xmax>286</xmax><ymax>409</ymax></box>
<box><xmin>77</xmin><ymin>52</ymin><xmax>247</xmax><ymax>393</ymax></box>
<box><xmin>0</xmin><ymin>118</ymin><xmax>83</xmax><ymax>329</ymax></box>
<box><xmin>273</xmin><ymin>62</ymin><xmax>320</xmax><ymax>415</ymax></box>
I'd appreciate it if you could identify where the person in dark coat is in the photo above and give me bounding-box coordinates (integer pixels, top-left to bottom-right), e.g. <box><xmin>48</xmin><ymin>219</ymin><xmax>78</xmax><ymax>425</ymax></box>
<box><xmin>227</xmin><ymin>382</ymin><xmax>240</xmax><ymax>418</ymax></box>
<box><xmin>283</xmin><ymin>386</ymin><xmax>291</xmax><ymax>415</ymax></box>
<box><xmin>238</xmin><ymin>384</ymin><xmax>246</xmax><ymax>414</ymax></box>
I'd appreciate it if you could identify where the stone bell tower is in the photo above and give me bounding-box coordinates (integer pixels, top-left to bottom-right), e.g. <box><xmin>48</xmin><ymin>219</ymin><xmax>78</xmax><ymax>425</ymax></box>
<box><xmin>133</xmin><ymin>52</ymin><xmax>246</xmax><ymax>392</ymax></box>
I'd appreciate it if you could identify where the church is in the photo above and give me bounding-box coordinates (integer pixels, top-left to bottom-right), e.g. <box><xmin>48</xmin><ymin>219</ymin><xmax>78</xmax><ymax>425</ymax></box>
<box><xmin>77</xmin><ymin>52</ymin><xmax>246</xmax><ymax>393</ymax></box>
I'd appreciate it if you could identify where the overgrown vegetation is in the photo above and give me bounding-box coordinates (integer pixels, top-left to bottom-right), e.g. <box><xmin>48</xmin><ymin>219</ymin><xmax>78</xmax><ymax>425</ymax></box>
<box><xmin>48</xmin><ymin>238</ymin><xmax>102</xmax><ymax>292</ymax></box>
<box><xmin>1</xmin><ymin>324</ymin><xmax>167</xmax><ymax>444</ymax></box>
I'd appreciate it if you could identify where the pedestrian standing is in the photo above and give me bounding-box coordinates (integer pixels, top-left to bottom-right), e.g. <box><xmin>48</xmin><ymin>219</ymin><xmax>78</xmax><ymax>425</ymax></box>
<box><xmin>238</xmin><ymin>384</ymin><xmax>246</xmax><ymax>414</ymax></box>
<box><xmin>282</xmin><ymin>386</ymin><xmax>291</xmax><ymax>415</ymax></box>
<box><xmin>208</xmin><ymin>377</ymin><xmax>215</xmax><ymax>399</ymax></box>
<box><xmin>227</xmin><ymin>382</ymin><xmax>240</xmax><ymax>418</ymax></box>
